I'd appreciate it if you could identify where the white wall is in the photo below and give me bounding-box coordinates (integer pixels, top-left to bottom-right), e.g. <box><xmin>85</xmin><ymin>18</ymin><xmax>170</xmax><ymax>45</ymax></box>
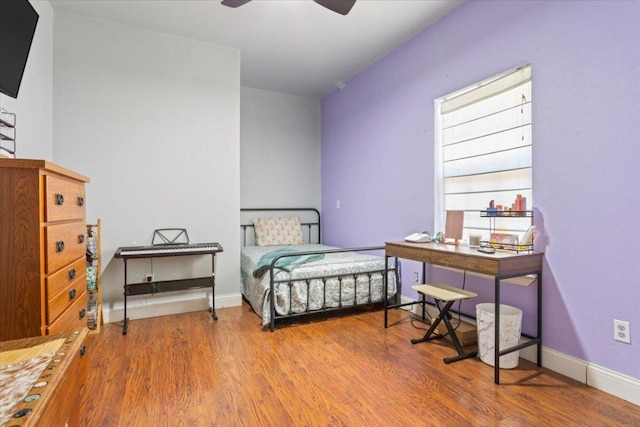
<box><xmin>53</xmin><ymin>12</ymin><xmax>242</xmax><ymax>319</ymax></box>
<box><xmin>0</xmin><ymin>0</ymin><xmax>53</xmax><ymax>160</ymax></box>
<box><xmin>2</xmin><ymin>5</ymin><xmax>321</xmax><ymax>322</ymax></box>
<box><xmin>240</xmin><ymin>87</ymin><xmax>321</xmax><ymax>209</ymax></box>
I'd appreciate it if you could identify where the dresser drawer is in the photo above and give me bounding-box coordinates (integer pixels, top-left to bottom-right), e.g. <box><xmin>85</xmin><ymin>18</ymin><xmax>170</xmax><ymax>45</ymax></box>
<box><xmin>46</xmin><ymin>258</ymin><xmax>86</xmax><ymax>301</ymax></box>
<box><xmin>44</xmin><ymin>175</ymin><xmax>86</xmax><ymax>222</ymax></box>
<box><xmin>45</xmin><ymin>222</ymin><xmax>87</xmax><ymax>274</ymax></box>
<box><xmin>47</xmin><ymin>289</ymin><xmax>87</xmax><ymax>335</ymax></box>
<box><xmin>47</xmin><ymin>270</ymin><xmax>87</xmax><ymax>324</ymax></box>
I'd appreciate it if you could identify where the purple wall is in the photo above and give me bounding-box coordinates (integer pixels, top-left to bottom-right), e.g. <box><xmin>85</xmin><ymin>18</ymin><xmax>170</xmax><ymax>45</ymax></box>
<box><xmin>321</xmin><ymin>1</ymin><xmax>639</xmax><ymax>379</ymax></box>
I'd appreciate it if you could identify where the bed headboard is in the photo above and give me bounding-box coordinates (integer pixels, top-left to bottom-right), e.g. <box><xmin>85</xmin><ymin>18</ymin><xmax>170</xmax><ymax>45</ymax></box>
<box><xmin>240</xmin><ymin>208</ymin><xmax>321</xmax><ymax>246</ymax></box>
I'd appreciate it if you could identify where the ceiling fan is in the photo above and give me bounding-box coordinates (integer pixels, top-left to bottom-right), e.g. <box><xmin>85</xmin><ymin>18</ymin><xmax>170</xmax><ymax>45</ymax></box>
<box><xmin>221</xmin><ymin>0</ymin><xmax>357</xmax><ymax>16</ymax></box>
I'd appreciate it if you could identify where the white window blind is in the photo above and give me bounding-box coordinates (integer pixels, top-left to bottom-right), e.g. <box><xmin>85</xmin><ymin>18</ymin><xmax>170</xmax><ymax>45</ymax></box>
<box><xmin>434</xmin><ymin>65</ymin><xmax>532</xmax><ymax>240</ymax></box>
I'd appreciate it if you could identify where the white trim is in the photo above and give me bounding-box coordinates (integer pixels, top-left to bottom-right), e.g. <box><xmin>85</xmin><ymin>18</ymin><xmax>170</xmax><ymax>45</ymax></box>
<box><xmin>521</xmin><ymin>345</ymin><xmax>587</xmax><ymax>383</ymax></box>
<box><xmin>398</xmin><ymin>294</ymin><xmax>639</xmax><ymax>405</ymax></box>
<box><xmin>441</xmin><ymin>65</ymin><xmax>531</xmax><ymax>114</ymax></box>
<box><xmin>433</xmin><ymin>99</ymin><xmax>444</xmax><ymax>235</ymax></box>
<box><xmin>433</xmin><ymin>98</ymin><xmax>445</xmax><ymax>233</ymax></box>
<box><xmin>587</xmin><ymin>364</ymin><xmax>640</xmax><ymax>406</ymax></box>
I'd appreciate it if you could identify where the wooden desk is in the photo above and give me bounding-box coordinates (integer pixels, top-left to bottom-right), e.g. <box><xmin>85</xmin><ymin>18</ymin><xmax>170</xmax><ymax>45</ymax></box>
<box><xmin>383</xmin><ymin>241</ymin><xmax>543</xmax><ymax>384</ymax></box>
<box><xmin>0</xmin><ymin>328</ymin><xmax>89</xmax><ymax>426</ymax></box>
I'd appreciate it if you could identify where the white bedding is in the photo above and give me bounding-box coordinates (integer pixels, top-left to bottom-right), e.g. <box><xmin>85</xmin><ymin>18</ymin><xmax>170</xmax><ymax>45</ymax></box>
<box><xmin>241</xmin><ymin>244</ymin><xmax>397</xmax><ymax>326</ymax></box>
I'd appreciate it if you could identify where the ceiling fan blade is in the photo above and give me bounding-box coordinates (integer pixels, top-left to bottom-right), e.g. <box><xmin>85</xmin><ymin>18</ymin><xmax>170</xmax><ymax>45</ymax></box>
<box><xmin>313</xmin><ymin>0</ymin><xmax>356</xmax><ymax>16</ymax></box>
<box><xmin>221</xmin><ymin>0</ymin><xmax>252</xmax><ymax>8</ymax></box>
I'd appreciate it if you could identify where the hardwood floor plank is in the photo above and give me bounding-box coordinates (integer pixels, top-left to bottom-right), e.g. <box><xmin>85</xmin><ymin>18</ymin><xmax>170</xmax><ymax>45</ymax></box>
<box><xmin>79</xmin><ymin>302</ymin><xmax>640</xmax><ymax>426</ymax></box>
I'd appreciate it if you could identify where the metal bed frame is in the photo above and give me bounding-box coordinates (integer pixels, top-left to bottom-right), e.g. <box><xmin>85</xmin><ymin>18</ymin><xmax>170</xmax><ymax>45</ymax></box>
<box><xmin>241</xmin><ymin>208</ymin><xmax>400</xmax><ymax>331</ymax></box>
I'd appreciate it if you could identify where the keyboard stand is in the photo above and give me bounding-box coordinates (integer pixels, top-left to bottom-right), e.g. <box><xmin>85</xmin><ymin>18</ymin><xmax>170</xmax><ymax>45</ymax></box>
<box><xmin>115</xmin><ymin>243</ymin><xmax>223</xmax><ymax>335</ymax></box>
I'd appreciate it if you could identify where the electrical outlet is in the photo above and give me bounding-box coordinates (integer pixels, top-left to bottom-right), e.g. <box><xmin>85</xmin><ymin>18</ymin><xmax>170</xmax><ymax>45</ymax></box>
<box><xmin>413</xmin><ymin>272</ymin><xmax>419</xmax><ymax>283</ymax></box>
<box><xmin>614</xmin><ymin>319</ymin><xmax>630</xmax><ymax>344</ymax></box>
<box><xmin>145</xmin><ymin>273</ymin><xmax>154</xmax><ymax>283</ymax></box>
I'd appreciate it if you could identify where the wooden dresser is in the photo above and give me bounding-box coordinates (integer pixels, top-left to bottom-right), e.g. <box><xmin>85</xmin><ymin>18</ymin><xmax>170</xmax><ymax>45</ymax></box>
<box><xmin>0</xmin><ymin>159</ymin><xmax>90</xmax><ymax>342</ymax></box>
<box><xmin>0</xmin><ymin>328</ymin><xmax>89</xmax><ymax>426</ymax></box>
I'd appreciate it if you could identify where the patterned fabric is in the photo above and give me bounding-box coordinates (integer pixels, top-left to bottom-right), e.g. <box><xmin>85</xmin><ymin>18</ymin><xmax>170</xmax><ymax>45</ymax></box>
<box><xmin>241</xmin><ymin>244</ymin><xmax>398</xmax><ymax>326</ymax></box>
<box><xmin>253</xmin><ymin>217</ymin><xmax>305</xmax><ymax>246</ymax></box>
<box><xmin>0</xmin><ymin>340</ymin><xmax>63</xmax><ymax>426</ymax></box>
<box><xmin>252</xmin><ymin>247</ymin><xmax>325</xmax><ymax>278</ymax></box>
<box><xmin>87</xmin><ymin>266</ymin><xmax>97</xmax><ymax>291</ymax></box>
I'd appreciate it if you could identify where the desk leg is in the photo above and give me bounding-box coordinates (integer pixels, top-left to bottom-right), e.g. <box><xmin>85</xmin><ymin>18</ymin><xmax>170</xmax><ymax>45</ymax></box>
<box><xmin>494</xmin><ymin>277</ymin><xmax>501</xmax><ymax>384</ymax></box>
<box><xmin>123</xmin><ymin>259</ymin><xmax>129</xmax><ymax>336</ymax></box>
<box><xmin>384</xmin><ymin>255</ymin><xmax>389</xmax><ymax>328</ymax></box>
<box><xmin>537</xmin><ymin>271</ymin><xmax>542</xmax><ymax>367</ymax></box>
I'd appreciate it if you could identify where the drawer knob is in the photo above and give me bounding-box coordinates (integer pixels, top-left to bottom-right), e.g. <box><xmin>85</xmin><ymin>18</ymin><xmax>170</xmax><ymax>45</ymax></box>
<box><xmin>79</xmin><ymin>308</ymin><xmax>86</xmax><ymax>319</ymax></box>
<box><xmin>56</xmin><ymin>240</ymin><xmax>65</xmax><ymax>252</ymax></box>
<box><xmin>12</xmin><ymin>408</ymin><xmax>33</xmax><ymax>419</ymax></box>
<box><xmin>80</xmin><ymin>345</ymin><xmax>87</xmax><ymax>357</ymax></box>
<box><xmin>68</xmin><ymin>268</ymin><xmax>76</xmax><ymax>280</ymax></box>
<box><xmin>69</xmin><ymin>288</ymin><xmax>77</xmax><ymax>300</ymax></box>
<box><xmin>78</xmin><ymin>234</ymin><xmax>85</xmax><ymax>244</ymax></box>
<box><xmin>55</xmin><ymin>193</ymin><xmax>64</xmax><ymax>205</ymax></box>
<box><xmin>77</xmin><ymin>196</ymin><xmax>85</xmax><ymax>206</ymax></box>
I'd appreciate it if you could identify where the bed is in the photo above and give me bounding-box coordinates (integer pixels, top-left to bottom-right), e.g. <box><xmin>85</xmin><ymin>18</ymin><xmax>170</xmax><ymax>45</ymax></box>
<box><xmin>240</xmin><ymin>208</ymin><xmax>399</xmax><ymax>331</ymax></box>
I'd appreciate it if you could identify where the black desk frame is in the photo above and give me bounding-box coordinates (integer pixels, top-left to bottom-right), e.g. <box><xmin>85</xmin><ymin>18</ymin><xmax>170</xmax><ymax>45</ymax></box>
<box><xmin>115</xmin><ymin>244</ymin><xmax>221</xmax><ymax>335</ymax></box>
<box><xmin>383</xmin><ymin>241</ymin><xmax>543</xmax><ymax>384</ymax></box>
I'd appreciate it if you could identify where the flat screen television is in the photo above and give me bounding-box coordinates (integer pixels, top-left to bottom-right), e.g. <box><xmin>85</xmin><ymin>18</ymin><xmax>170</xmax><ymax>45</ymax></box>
<box><xmin>0</xmin><ymin>0</ymin><xmax>39</xmax><ymax>99</ymax></box>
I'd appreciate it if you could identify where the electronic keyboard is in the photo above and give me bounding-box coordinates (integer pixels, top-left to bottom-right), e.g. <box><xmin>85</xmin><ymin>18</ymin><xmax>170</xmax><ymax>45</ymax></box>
<box><xmin>115</xmin><ymin>243</ymin><xmax>223</xmax><ymax>259</ymax></box>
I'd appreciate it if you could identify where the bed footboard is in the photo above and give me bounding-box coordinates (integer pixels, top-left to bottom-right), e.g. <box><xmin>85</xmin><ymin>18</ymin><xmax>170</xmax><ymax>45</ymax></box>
<box><xmin>266</xmin><ymin>246</ymin><xmax>399</xmax><ymax>332</ymax></box>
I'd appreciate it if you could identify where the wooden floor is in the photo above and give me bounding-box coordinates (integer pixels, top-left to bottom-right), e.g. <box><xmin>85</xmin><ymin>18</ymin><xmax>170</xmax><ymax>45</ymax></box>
<box><xmin>80</xmin><ymin>302</ymin><xmax>640</xmax><ymax>426</ymax></box>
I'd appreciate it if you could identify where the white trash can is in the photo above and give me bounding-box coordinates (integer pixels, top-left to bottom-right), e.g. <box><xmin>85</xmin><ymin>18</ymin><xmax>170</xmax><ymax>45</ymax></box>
<box><xmin>476</xmin><ymin>303</ymin><xmax>523</xmax><ymax>369</ymax></box>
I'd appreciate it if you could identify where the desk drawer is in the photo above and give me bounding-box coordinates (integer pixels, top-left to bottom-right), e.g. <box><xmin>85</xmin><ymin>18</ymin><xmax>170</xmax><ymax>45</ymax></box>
<box><xmin>45</xmin><ymin>222</ymin><xmax>86</xmax><ymax>274</ymax></box>
<box><xmin>47</xmin><ymin>271</ymin><xmax>87</xmax><ymax>324</ymax></box>
<box><xmin>44</xmin><ymin>175</ymin><xmax>86</xmax><ymax>222</ymax></box>
<box><xmin>47</xmin><ymin>291</ymin><xmax>87</xmax><ymax>335</ymax></box>
<box><xmin>431</xmin><ymin>252</ymin><xmax>499</xmax><ymax>276</ymax></box>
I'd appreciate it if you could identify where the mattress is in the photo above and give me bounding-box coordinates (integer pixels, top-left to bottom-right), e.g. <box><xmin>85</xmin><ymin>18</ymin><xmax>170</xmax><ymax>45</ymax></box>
<box><xmin>241</xmin><ymin>244</ymin><xmax>397</xmax><ymax>326</ymax></box>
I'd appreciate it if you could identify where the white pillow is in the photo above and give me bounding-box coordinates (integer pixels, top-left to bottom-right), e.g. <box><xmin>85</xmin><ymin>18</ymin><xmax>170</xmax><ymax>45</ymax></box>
<box><xmin>253</xmin><ymin>217</ymin><xmax>305</xmax><ymax>246</ymax></box>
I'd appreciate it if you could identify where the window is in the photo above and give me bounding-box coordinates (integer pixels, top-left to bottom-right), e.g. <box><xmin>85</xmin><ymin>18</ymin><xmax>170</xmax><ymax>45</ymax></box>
<box><xmin>434</xmin><ymin>65</ymin><xmax>532</xmax><ymax>242</ymax></box>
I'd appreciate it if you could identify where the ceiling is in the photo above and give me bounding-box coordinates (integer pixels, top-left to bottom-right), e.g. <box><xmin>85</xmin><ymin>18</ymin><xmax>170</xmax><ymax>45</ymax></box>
<box><xmin>50</xmin><ymin>0</ymin><xmax>465</xmax><ymax>98</ymax></box>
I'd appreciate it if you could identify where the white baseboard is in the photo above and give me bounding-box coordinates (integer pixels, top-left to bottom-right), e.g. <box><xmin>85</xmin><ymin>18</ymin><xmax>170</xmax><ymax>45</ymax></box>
<box><xmin>587</xmin><ymin>364</ymin><xmax>640</xmax><ymax>406</ymax></box>
<box><xmin>216</xmin><ymin>292</ymin><xmax>244</xmax><ymax>310</ymax></box>
<box><xmin>102</xmin><ymin>291</ymin><xmax>243</xmax><ymax>324</ymax></box>
<box><xmin>526</xmin><ymin>346</ymin><xmax>587</xmax><ymax>383</ymax></box>
<box><xmin>398</xmin><ymin>295</ymin><xmax>639</xmax><ymax>406</ymax></box>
